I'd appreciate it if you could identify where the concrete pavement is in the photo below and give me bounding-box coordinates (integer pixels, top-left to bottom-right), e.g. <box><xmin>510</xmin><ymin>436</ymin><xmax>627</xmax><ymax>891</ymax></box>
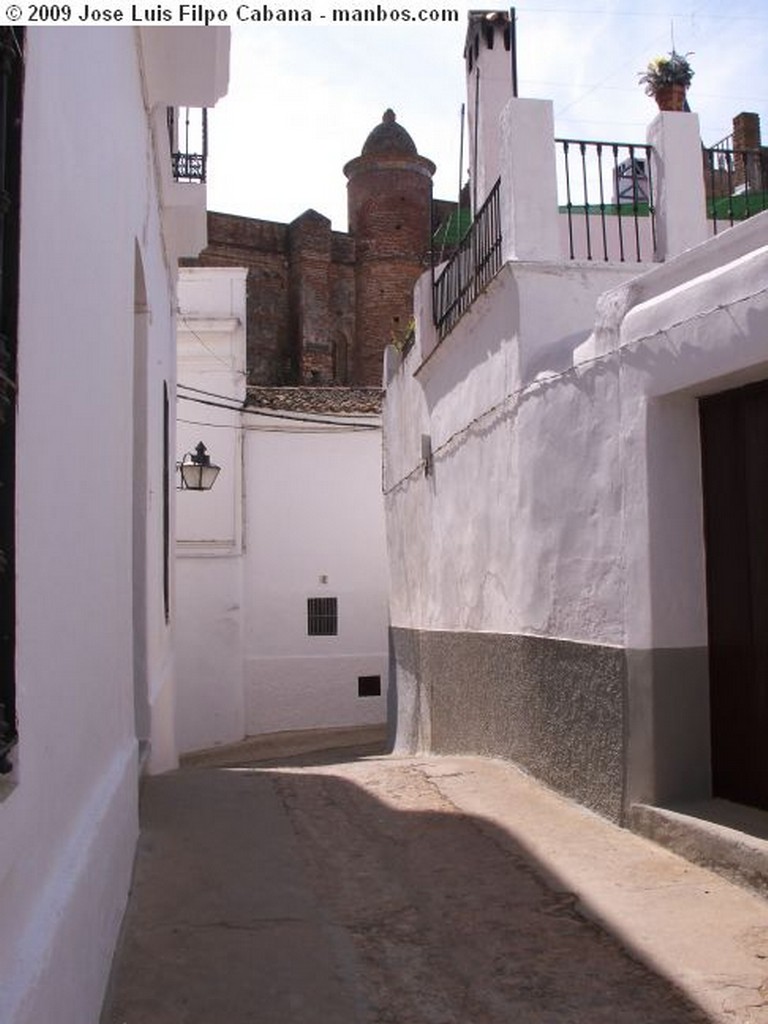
<box><xmin>101</xmin><ymin>735</ymin><xmax>768</xmax><ymax>1023</ymax></box>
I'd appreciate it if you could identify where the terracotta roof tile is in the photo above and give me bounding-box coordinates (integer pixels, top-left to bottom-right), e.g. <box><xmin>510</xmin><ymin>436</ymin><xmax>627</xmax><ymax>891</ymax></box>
<box><xmin>245</xmin><ymin>386</ymin><xmax>383</xmax><ymax>416</ymax></box>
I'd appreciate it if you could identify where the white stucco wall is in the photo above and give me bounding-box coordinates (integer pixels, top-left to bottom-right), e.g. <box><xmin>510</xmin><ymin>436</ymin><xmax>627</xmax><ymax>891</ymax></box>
<box><xmin>176</xmin><ymin>267</ymin><xmax>390</xmax><ymax>751</ymax></box>
<box><xmin>384</xmin><ymin>34</ymin><xmax>767</xmax><ymax>813</ymax></box>
<box><xmin>386</xmin><ymin>95</ymin><xmax>734</xmax><ymax>651</ymax></box>
<box><xmin>386</xmin><ymin>211</ymin><xmax>768</xmax><ymax>647</ymax></box>
<box><xmin>0</xmin><ymin>28</ymin><xmax>228</xmax><ymax>1024</ymax></box>
<box><xmin>589</xmin><ymin>213</ymin><xmax>768</xmax><ymax>651</ymax></box>
<box><xmin>386</xmin><ymin>257</ymin><xmax>644</xmax><ymax>643</ymax></box>
<box><xmin>176</xmin><ymin>267</ymin><xmax>247</xmax><ymax>753</ymax></box>
<box><xmin>385</xmin><ymin>174</ymin><xmax>768</xmax><ymax>811</ymax></box>
<box><xmin>244</xmin><ymin>418</ymin><xmax>389</xmax><ymax>735</ymax></box>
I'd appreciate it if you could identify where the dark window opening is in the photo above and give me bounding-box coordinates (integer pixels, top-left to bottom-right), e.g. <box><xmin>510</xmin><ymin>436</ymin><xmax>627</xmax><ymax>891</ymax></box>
<box><xmin>358</xmin><ymin>675</ymin><xmax>381</xmax><ymax>698</ymax></box>
<box><xmin>0</xmin><ymin>29</ymin><xmax>23</xmax><ymax>776</ymax></box>
<box><xmin>163</xmin><ymin>383</ymin><xmax>170</xmax><ymax>623</ymax></box>
<box><xmin>307</xmin><ymin>597</ymin><xmax>337</xmax><ymax>636</ymax></box>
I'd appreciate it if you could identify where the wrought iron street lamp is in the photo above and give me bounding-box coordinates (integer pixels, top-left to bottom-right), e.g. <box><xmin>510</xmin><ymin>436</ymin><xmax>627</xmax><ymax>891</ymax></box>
<box><xmin>177</xmin><ymin>442</ymin><xmax>220</xmax><ymax>491</ymax></box>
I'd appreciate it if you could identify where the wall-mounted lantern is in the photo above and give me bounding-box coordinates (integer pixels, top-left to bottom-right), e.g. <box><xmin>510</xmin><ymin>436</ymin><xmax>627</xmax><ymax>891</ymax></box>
<box><xmin>177</xmin><ymin>441</ymin><xmax>220</xmax><ymax>491</ymax></box>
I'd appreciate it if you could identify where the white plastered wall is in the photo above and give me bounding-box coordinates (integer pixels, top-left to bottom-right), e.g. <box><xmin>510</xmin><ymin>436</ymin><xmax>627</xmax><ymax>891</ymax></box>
<box><xmin>176</xmin><ymin>267</ymin><xmax>391</xmax><ymax>750</ymax></box>
<box><xmin>386</xmin><ymin>162</ymin><xmax>768</xmax><ymax>807</ymax></box>
<box><xmin>176</xmin><ymin>267</ymin><xmax>247</xmax><ymax>753</ymax></box>
<box><xmin>386</xmin><ymin>257</ymin><xmax>643</xmax><ymax>640</ymax></box>
<box><xmin>243</xmin><ymin>417</ymin><xmax>390</xmax><ymax>735</ymax></box>
<box><xmin>387</xmin><ymin>217</ymin><xmax>768</xmax><ymax>643</ymax></box>
<box><xmin>384</xmin><ymin>40</ymin><xmax>768</xmax><ymax>812</ymax></box>
<box><xmin>0</xmin><ymin>28</ymin><xmax>228</xmax><ymax>1024</ymax></box>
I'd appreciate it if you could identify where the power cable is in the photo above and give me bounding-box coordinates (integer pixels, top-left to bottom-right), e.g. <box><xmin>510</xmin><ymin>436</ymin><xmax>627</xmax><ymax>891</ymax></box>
<box><xmin>176</xmin><ymin>389</ymin><xmax>380</xmax><ymax>430</ymax></box>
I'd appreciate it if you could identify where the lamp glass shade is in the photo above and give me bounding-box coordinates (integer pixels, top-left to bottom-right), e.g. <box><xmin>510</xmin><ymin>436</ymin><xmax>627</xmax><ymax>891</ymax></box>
<box><xmin>180</xmin><ymin>461</ymin><xmax>220</xmax><ymax>491</ymax></box>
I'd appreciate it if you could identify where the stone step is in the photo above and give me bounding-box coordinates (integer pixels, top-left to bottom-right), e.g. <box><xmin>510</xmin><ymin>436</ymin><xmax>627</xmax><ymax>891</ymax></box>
<box><xmin>629</xmin><ymin>799</ymin><xmax>768</xmax><ymax>898</ymax></box>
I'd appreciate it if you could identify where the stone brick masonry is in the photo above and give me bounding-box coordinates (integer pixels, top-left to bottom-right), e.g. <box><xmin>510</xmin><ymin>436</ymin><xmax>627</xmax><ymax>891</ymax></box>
<box><xmin>184</xmin><ymin>110</ymin><xmax>437</xmax><ymax>389</ymax></box>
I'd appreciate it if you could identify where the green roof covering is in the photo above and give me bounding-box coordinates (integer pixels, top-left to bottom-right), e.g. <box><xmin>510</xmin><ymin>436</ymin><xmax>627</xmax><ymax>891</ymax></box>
<box><xmin>433</xmin><ymin>207</ymin><xmax>472</xmax><ymax>248</ymax></box>
<box><xmin>558</xmin><ymin>202</ymin><xmax>653</xmax><ymax>217</ymax></box>
<box><xmin>707</xmin><ymin>192</ymin><xmax>768</xmax><ymax>220</ymax></box>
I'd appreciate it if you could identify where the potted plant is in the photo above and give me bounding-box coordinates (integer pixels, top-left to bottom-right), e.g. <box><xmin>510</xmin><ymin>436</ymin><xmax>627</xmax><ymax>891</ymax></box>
<box><xmin>639</xmin><ymin>51</ymin><xmax>694</xmax><ymax>111</ymax></box>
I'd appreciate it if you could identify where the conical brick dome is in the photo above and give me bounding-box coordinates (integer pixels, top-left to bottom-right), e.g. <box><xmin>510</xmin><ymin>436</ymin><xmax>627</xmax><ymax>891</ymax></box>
<box><xmin>361</xmin><ymin>109</ymin><xmax>418</xmax><ymax>157</ymax></box>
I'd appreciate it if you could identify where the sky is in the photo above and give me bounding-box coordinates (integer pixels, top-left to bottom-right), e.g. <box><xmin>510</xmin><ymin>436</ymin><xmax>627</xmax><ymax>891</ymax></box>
<box><xmin>206</xmin><ymin>0</ymin><xmax>768</xmax><ymax>232</ymax></box>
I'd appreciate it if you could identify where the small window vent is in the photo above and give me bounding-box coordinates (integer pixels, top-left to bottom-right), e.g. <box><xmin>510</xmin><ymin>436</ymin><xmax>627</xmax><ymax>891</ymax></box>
<box><xmin>307</xmin><ymin>597</ymin><xmax>338</xmax><ymax>636</ymax></box>
<box><xmin>358</xmin><ymin>675</ymin><xmax>381</xmax><ymax>697</ymax></box>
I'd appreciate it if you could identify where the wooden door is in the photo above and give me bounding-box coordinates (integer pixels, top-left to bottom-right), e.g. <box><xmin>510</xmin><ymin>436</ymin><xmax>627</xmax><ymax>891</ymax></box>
<box><xmin>700</xmin><ymin>379</ymin><xmax>768</xmax><ymax>809</ymax></box>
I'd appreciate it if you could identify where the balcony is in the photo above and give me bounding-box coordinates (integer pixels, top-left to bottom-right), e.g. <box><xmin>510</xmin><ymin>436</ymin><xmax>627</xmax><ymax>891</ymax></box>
<box><xmin>556</xmin><ymin>139</ymin><xmax>657</xmax><ymax>263</ymax></box>
<box><xmin>167</xmin><ymin>106</ymin><xmax>208</xmax><ymax>184</ymax></box>
<box><xmin>704</xmin><ymin>141</ymin><xmax>768</xmax><ymax>235</ymax></box>
<box><xmin>432</xmin><ymin>178</ymin><xmax>502</xmax><ymax>339</ymax></box>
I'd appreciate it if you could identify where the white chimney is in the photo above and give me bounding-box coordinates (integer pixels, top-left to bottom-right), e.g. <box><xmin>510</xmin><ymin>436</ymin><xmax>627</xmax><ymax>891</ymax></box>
<box><xmin>465</xmin><ymin>10</ymin><xmax>515</xmax><ymax>214</ymax></box>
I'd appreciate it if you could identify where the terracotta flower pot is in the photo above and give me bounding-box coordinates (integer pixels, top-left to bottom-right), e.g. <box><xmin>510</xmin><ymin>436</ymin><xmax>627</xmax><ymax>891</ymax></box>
<box><xmin>654</xmin><ymin>83</ymin><xmax>687</xmax><ymax>112</ymax></box>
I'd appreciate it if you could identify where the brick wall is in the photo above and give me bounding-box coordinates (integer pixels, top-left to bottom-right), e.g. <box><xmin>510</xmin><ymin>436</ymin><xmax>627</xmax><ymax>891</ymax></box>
<box><xmin>186</xmin><ymin>210</ymin><xmax>357</xmax><ymax>386</ymax></box>
<box><xmin>346</xmin><ymin>159</ymin><xmax>434</xmax><ymax>386</ymax></box>
<box><xmin>185</xmin><ymin>117</ymin><xmax>436</xmax><ymax>388</ymax></box>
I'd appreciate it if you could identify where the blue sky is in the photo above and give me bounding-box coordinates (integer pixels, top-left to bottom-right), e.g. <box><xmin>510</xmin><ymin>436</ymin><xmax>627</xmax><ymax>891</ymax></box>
<box><xmin>206</xmin><ymin>1</ymin><xmax>768</xmax><ymax>231</ymax></box>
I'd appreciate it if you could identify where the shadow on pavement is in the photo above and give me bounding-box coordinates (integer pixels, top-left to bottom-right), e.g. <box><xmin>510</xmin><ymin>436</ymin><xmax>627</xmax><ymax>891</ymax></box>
<box><xmin>101</xmin><ymin>758</ymin><xmax>712</xmax><ymax>1024</ymax></box>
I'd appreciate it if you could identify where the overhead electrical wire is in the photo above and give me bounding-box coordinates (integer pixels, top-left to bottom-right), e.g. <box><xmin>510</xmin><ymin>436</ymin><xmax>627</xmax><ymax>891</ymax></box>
<box><xmin>177</xmin><ymin>415</ymin><xmax>369</xmax><ymax>435</ymax></box>
<box><xmin>176</xmin><ymin>383</ymin><xmax>381</xmax><ymax>431</ymax></box>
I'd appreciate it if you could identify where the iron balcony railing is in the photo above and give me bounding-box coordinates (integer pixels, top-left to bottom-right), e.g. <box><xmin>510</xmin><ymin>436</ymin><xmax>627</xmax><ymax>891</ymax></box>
<box><xmin>556</xmin><ymin>139</ymin><xmax>656</xmax><ymax>262</ymax></box>
<box><xmin>433</xmin><ymin>177</ymin><xmax>502</xmax><ymax>339</ymax></box>
<box><xmin>167</xmin><ymin>106</ymin><xmax>208</xmax><ymax>184</ymax></box>
<box><xmin>710</xmin><ymin>131</ymin><xmax>733</xmax><ymax>152</ymax></box>
<box><xmin>704</xmin><ymin>145</ymin><xmax>768</xmax><ymax>234</ymax></box>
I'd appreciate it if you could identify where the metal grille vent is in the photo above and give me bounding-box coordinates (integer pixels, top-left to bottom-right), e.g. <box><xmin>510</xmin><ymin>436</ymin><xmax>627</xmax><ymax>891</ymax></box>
<box><xmin>307</xmin><ymin>597</ymin><xmax>338</xmax><ymax>636</ymax></box>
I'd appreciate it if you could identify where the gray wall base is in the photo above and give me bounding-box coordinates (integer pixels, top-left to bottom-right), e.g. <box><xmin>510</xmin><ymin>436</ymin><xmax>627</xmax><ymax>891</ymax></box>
<box><xmin>390</xmin><ymin>627</ymin><xmax>627</xmax><ymax>821</ymax></box>
<box><xmin>390</xmin><ymin>627</ymin><xmax>712</xmax><ymax>824</ymax></box>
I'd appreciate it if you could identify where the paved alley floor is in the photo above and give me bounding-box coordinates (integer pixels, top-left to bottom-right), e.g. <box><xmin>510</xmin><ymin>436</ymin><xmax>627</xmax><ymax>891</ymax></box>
<box><xmin>101</xmin><ymin>748</ymin><xmax>768</xmax><ymax>1024</ymax></box>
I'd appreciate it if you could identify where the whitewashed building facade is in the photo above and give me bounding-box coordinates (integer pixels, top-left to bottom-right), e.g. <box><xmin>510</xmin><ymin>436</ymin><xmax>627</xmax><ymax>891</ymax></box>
<box><xmin>176</xmin><ymin>267</ymin><xmax>390</xmax><ymax>754</ymax></box>
<box><xmin>0</xmin><ymin>27</ymin><xmax>229</xmax><ymax>1024</ymax></box>
<box><xmin>385</xmin><ymin>12</ymin><xmax>768</xmax><ymax>832</ymax></box>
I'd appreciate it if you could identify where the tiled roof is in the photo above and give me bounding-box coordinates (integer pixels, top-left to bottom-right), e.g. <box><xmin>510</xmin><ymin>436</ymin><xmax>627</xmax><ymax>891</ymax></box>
<box><xmin>245</xmin><ymin>386</ymin><xmax>383</xmax><ymax>416</ymax></box>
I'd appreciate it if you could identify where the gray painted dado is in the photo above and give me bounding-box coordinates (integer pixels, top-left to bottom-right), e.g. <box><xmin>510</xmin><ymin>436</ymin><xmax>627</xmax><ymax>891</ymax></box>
<box><xmin>625</xmin><ymin>647</ymin><xmax>711</xmax><ymax>808</ymax></box>
<box><xmin>390</xmin><ymin>627</ymin><xmax>711</xmax><ymax>823</ymax></box>
<box><xmin>390</xmin><ymin>627</ymin><xmax>628</xmax><ymax>820</ymax></box>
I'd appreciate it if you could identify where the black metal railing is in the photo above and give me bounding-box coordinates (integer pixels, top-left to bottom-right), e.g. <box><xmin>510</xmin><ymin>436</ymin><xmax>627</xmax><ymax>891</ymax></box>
<box><xmin>556</xmin><ymin>139</ymin><xmax>656</xmax><ymax>262</ymax></box>
<box><xmin>433</xmin><ymin>178</ymin><xmax>502</xmax><ymax>339</ymax></box>
<box><xmin>167</xmin><ymin>106</ymin><xmax>208</xmax><ymax>183</ymax></box>
<box><xmin>704</xmin><ymin>145</ymin><xmax>768</xmax><ymax>234</ymax></box>
<box><xmin>710</xmin><ymin>131</ymin><xmax>733</xmax><ymax>153</ymax></box>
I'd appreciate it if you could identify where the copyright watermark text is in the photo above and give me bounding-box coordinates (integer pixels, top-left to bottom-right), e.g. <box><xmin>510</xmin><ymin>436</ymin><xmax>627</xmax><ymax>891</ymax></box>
<box><xmin>3</xmin><ymin>2</ymin><xmax>459</xmax><ymax>24</ymax></box>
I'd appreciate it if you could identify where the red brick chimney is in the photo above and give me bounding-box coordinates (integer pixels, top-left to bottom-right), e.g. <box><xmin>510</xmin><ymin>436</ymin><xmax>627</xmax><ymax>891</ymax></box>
<box><xmin>732</xmin><ymin>112</ymin><xmax>761</xmax><ymax>152</ymax></box>
<box><xmin>732</xmin><ymin>112</ymin><xmax>762</xmax><ymax>192</ymax></box>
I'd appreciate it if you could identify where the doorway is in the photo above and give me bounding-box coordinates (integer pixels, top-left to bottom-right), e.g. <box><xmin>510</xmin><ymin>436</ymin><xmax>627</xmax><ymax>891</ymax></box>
<box><xmin>700</xmin><ymin>378</ymin><xmax>768</xmax><ymax>810</ymax></box>
<box><xmin>133</xmin><ymin>246</ymin><xmax>150</xmax><ymax>756</ymax></box>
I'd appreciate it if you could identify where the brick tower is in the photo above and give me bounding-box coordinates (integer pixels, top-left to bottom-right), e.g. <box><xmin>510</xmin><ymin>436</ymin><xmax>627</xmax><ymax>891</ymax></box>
<box><xmin>344</xmin><ymin>109</ymin><xmax>435</xmax><ymax>385</ymax></box>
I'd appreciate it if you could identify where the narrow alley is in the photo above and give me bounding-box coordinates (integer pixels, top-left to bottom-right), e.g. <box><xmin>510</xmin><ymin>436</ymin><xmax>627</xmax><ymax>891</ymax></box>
<box><xmin>101</xmin><ymin>740</ymin><xmax>768</xmax><ymax>1024</ymax></box>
